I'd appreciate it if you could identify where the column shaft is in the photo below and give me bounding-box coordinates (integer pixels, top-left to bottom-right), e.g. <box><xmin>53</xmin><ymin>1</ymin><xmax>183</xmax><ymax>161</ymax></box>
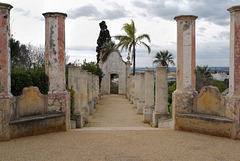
<box><xmin>227</xmin><ymin>5</ymin><xmax>240</xmax><ymax>139</ymax></box>
<box><xmin>155</xmin><ymin>66</ymin><xmax>168</xmax><ymax>113</ymax></box>
<box><xmin>137</xmin><ymin>72</ymin><xmax>145</xmax><ymax>114</ymax></box>
<box><xmin>0</xmin><ymin>2</ymin><xmax>12</xmax><ymax>141</ymax></box>
<box><xmin>43</xmin><ymin>12</ymin><xmax>67</xmax><ymax>92</ymax></box>
<box><xmin>174</xmin><ymin>15</ymin><xmax>198</xmax><ymax>91</ymax></box>
<box><xmin>143</xmin><ymin>69</ymin><xmax>154</xmax><ymax>123</ymax></box>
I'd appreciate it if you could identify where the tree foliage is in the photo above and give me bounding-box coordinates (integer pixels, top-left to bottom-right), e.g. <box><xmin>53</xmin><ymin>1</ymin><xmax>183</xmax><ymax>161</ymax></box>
<box><xmin>114</xmin><ymin>19</ymin><xmax>151</xmax><ymax>75</ymax></box>
<box><xmin>11</xmin><ymin>66</ymin><xmax>48</xmax><ymax>96</ymax></box>
<box><xmin>10</xmin><ymin>37</ymin><xmax>45</xmax><ymax>69</ymax></box>
<box><xmin>81</xmin><ymin>60</ymin><xmax>104</xmax><ymax>87</ymax></box>
<box><xmin>195</xmin><ymin>65</ymin><xmax>213</xmax><ymax>91</ymax></box>
<box><xmin>96</xmin><ymin>21</ymin><xmax>111</xmax><ymax>63</ymax></box>
<box><xmin>153</xmin><ymin>50</ymin><xmax>175</xmax><ymax>67</ymax></box>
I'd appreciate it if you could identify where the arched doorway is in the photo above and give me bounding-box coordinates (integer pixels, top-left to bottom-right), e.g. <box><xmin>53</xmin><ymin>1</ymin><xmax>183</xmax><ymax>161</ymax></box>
<box><xmin>110</xmin><ymin>74</ymin><xmax>119</xmax><ymax>94</ymax></box>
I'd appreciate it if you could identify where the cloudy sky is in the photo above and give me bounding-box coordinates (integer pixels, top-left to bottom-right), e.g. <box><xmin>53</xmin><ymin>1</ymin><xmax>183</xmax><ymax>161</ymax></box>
<box><xmin>3</xmin><ymin>0</ymin><xmax>239</xmax><ymax>67</ymax></box>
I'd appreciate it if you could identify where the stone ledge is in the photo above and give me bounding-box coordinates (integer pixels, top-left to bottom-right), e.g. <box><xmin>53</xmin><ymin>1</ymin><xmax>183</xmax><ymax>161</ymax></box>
<box><xmin>175</xmin><ymin>113</ymin><xmax>233</xmax><ymax>123</ymax></box>
<box><xmin>9</xmin><ymin>113</ymin><xmax>65</xmax><ymax>124</ymax></box>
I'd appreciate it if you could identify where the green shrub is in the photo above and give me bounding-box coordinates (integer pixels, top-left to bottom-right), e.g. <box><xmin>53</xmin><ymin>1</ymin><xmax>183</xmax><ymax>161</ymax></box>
<box><xmin>67</xmin><ymin>86</ymin><xmax>75</xmax><ymax>120</ymax></box>
<box><xmin>213</xmin><ymin>80</ymin><xmax>228</xmax><ymax>93</ymax></box>
<box><xmin>11</xmin><ymin>67</ymin><xmax>48</xmax><ymax>96</ymax></box>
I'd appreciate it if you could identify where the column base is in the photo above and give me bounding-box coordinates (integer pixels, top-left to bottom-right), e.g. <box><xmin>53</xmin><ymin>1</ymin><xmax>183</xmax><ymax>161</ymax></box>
<box><xmin>73</xmin><ymin>114</ymin><xmax>83</xmax><ymax>128</ymax></box>
<box><xmin>88</xmin><ymin>101</ymin><xmax>94</xmax><ymax>115</ymax></box>
<box><xmin>0</xmin><ymin>98</ymin><xmax>10</xmax><ymax>142</ymax></box>
<box><xmin>134</xmin><ymin>98</ymin><xmax>139</xmax><ymax>108</ymax></box>
<box><xmin>143</xmin><ymin>105</ymin><xmax>154</xmax><ymax>123</ymax></box>
<box><xmin>81</xmin><ymin>106</ymin><xmax>89</xmax><ymax>123</ymax></box>
<box><xmin>137</xmin><ymin>101</ymin><xmax>145</xmax><ymax>114</ymax></box>
<box><xmin>152</xmin><ymin>111</ymin><xmax>170</xmax><ymax>128</ymax></box>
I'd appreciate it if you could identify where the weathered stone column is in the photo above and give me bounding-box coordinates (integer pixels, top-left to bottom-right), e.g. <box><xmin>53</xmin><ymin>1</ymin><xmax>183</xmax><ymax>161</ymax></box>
<box><xmin>43</xmin><ymin>12</ymin><xmax>70</xmax><ymax>130</ymax></box>
<box><xmin>129</xmin><ymin>75</ymin><xmax>134</xmax><ymax>103</ymax></box>
<box><xmin>143</xmin><ymin>69</ymin><xmax>154</xmax><ymax>123</ymax></box>
<box><xmin>128</xmin><ymin>75</ymin><xmax>132</xmax><ymax>101</ymax></box>
<box><xmin>87</xmin><ymin>72</ymin><xmax>94</xmax><ymax>115</ymax></box>
<box><xmin>137</xmin><ymin>72</ymin><xmax>145</xmax><ymax>114</ymax></box>
<box><xmin>92</xmin><ymin>74</ymin><xmax>97</xmax><ymax>108</ymax></box>
<box><xmin>43</xmin><ymin>12</ymin><xmax>67</xmax><ymax>93</ymax></box>
<box><xmin>227</xmin><ymin>6</ymin><xmax>240</xmax><ymax>139</ymax></box>
<box><xmin>131</xmin><ymin>75</ymin><xmax>135</xmax><ymax>104</ymax></box>
<box><xmin>68</xmin><ymin>66</ymin><xmax>82</xmax><ymax>128</ymax></box>
<box><xmin>152</xmin><ymin>66</ymin><xmax>170</xmax><ymax>127</ymax></box>
<box><xmin>134</xmin><ymin>74</ymin><xmax>140</xmax><ymax>108</ymax></box>
<box><xmin>0</xmin><ymin>2</ymin><xmax>13</xmax><ymax>141</ymax></box>
<box><xmin>173</xmin><ymin>15</ymin><xmax>198</xmax><ymax>129</ymax></box>
<box><xmin>79</xmin><ymin>70</ymin><xmax>89</xmax><ymax>123</ymax></box>
<box><xmin>96</xmin><ymin>76</ymin><xmax>100</xmax><ymax>101</ymax></box>
<box><xmin>127</xmin><ymin>75</ymin><xmax>130</xmax><ymax>99</ymax></box>
<box><xmin>126</xmin><ymin>56</ymin><xmax>131</xmax><ymax>99</ymax></box>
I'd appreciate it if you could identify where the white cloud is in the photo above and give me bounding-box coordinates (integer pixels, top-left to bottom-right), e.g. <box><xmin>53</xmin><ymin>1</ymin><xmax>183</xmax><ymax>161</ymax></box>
<box><xmin>4</xmin><ymin>0</ymin><xmax>239</xmax><ymax>67</ymax></box>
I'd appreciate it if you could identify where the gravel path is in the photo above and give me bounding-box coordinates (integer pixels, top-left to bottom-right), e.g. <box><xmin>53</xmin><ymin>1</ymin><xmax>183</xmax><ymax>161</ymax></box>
<box><xmin>88</xmin><ymin>95</ymin><xmax>149</xmax><ymax>127</ymax></box>
<box><xmin>1</xmin><ymin>95</ymin><xmax>240</xmax><ymax>160</ymax></box>
<box><xmin>1</xmin><ymin>130</ymin><xmax>240</xmax><ymax>161</ymax></box>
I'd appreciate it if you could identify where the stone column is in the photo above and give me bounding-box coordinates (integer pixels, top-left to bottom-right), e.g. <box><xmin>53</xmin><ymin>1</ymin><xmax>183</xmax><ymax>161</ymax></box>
<box><xmin>143</xmin><ymin>69</ymin><xmax>154</xmax><ymax>123</ymax></box>
<box><xmin>43</xmin><ymin>12</ymin><xmax>67</xmax><ymax>93</ymax></box>
<box><xmin>173</xmin><ymin>15</ymin><xmax>198</xmax><ymax>129</ymax></box>
<box><xmin>152</xmin><ymin>66</ymin><xmax>170</xmax><ymax>127</ymax></box>
<box><xmin>96</xmin><ymin>76</ymin><xmax>100</xmax><ymax>101</ymax></box>
<box><xmin>128</xmin><ymin>75</ymin><xmax>132</xmax><ymax>101</ymax></box>
<box><xmin>92</xmin><ymin>74</ymin><xmax>97</xmax><ymax>108</ymax></box>
<box><xmin>87</xmin><ymin>72</ymin><xmax>94</xmax><ymax>115</ymax></box>
<box><xmin>174</xmin><ymin>15</ymin><xmax>197</xmax><ymax>91</ymax></box>
<box><xmin>131</xmin><ymin>75</ymin><xmax>135</xmax><ymax>104</ymax></box>
<box><xmin>68</xmin><ymin>66</ymin><xmax>83</xmax><ymax>128</ymax></box>
<box><xmin>134</xmin><ymin>74</ymin><xmax>140</xmax><ymax>108</ymax></box>
<box><xmin>129</xmin><ymin>75</ymin><xmax>134</xmax><ymax>103</ymax></box>
<box><xmin>137</xmin><ymin>72</ymin><xmax>145</xmax><ymax>114</ymax></box>
<box><xmin>79</xmin><ymin>70</ymin><xmax>89</xmax><ymax>123</ymax></box>
<box><xmin>227</xmin><ymin>6</ymin><xmax>240</xmax><ymax>139</ymax></box>
<box><xmin>43</xmin><ymin>12</ymin><xmax>70</xmax><ymax>130</ymax></box>
<box><xmin>0</xmin><ymin>2</ymin><xmax>13</xmax><ymax>141</ymax></box>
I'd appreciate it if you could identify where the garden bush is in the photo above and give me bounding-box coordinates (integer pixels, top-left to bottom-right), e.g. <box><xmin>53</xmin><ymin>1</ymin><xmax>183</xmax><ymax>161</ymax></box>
<box><xmin>11</xmin><ymin>67</ymin><xmax>48</xmax><ymax>96</ymax></box>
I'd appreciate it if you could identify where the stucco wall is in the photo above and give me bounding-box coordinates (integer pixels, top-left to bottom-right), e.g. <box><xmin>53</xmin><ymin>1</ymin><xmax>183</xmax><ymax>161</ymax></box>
<box><xmin>101</xmin><ymin>51</ymin><xmax>127</xmax><ymax>95</ymax></box>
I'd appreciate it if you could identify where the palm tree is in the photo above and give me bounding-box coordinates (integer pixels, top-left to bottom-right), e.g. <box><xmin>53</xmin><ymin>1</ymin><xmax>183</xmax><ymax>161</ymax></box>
<box><xmin>153</xmin><ymin>50</ymin><xmax>175</xmax><ymax>67</ymax></box>
<box><xmin>195</xmin><ymin>65</ymin><xmax>212</xmax><ymax>79</ymax></box>
<box><xmin>195</xmin><ymin>65</ymin><xmax>213</xmax><ymax>91</ymax></box>
<box><xmin>114</xmin><ymin>19</ymin><xmax>151</xmax><ymax>75</ymax></box>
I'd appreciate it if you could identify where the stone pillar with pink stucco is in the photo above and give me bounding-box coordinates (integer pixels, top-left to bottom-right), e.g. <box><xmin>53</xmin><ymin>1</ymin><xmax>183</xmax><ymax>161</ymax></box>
<box><xmin>227</xmin><ymin>6</ymin><xmax>240</xmax><ymax>139</ymax></box>
<box><xmin>0</xmin><ymin>2</ymin><xmax>13</xmax><ymax>141</ymax></box>
<box><xmin>43</xmin><ymin>12</ymin><xmax>70</xmax><ymax>131</ymax></box>
<box><xmin>172</xmin><ymin>15</ymin><xmax>198</xmax><ymax>129</ymax></box>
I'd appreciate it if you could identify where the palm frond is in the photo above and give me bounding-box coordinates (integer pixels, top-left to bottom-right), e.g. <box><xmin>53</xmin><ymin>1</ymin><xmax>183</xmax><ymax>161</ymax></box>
<box><xmin>139</xmin><ymin>41</ymin><xmax>151</xmax><ymax>54</ymax></box>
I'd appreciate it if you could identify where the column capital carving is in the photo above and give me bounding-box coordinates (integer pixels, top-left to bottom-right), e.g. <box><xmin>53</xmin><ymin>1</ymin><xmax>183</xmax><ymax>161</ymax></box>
<box><xmin>0</xmin><ymin>2</ymin><xmax>13</xmax><ymax>10</ymax></box>
<box><xmin>174</xmin><ymin>15</ymin><xmax>198</xmax><ymax>21</ymax></box>
<box><xmin>228</xmin><ymin>5</ymin><xmax>240</xmax><ymax>13</ymax></box>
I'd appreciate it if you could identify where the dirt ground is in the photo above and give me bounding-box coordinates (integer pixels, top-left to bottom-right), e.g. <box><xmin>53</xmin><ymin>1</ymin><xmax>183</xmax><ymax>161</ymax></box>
<box><xmin>1</xmin><ymin>95</ymin><xmax>240</xmax><ymax>161</ymax></box>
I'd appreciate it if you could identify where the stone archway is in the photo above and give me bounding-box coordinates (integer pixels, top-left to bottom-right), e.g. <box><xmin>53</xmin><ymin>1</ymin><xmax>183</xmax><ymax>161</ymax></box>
<box><xmin>99</xmin><ymin>51</ymin><xmax>131</xmax><ymax>95</ymax></box>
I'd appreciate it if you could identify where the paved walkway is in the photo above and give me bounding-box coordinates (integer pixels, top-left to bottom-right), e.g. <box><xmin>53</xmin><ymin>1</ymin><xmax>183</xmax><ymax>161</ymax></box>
<box><xmin>1</xmin><ymin>95</ymin><xmax>240</xmax><ymax>160</ymax></box>
<box><xmin>87</xmin><ymin>95</ymin><xmax>150</xmax><ymax>128</ymax></box>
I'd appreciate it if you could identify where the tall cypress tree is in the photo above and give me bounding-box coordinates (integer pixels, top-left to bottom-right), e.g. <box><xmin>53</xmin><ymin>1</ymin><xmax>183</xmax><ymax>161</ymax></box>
<box><xmin>96</xmin><ymin>21</ymin><xmax>111</xmax><ymax>63</ymax></box>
